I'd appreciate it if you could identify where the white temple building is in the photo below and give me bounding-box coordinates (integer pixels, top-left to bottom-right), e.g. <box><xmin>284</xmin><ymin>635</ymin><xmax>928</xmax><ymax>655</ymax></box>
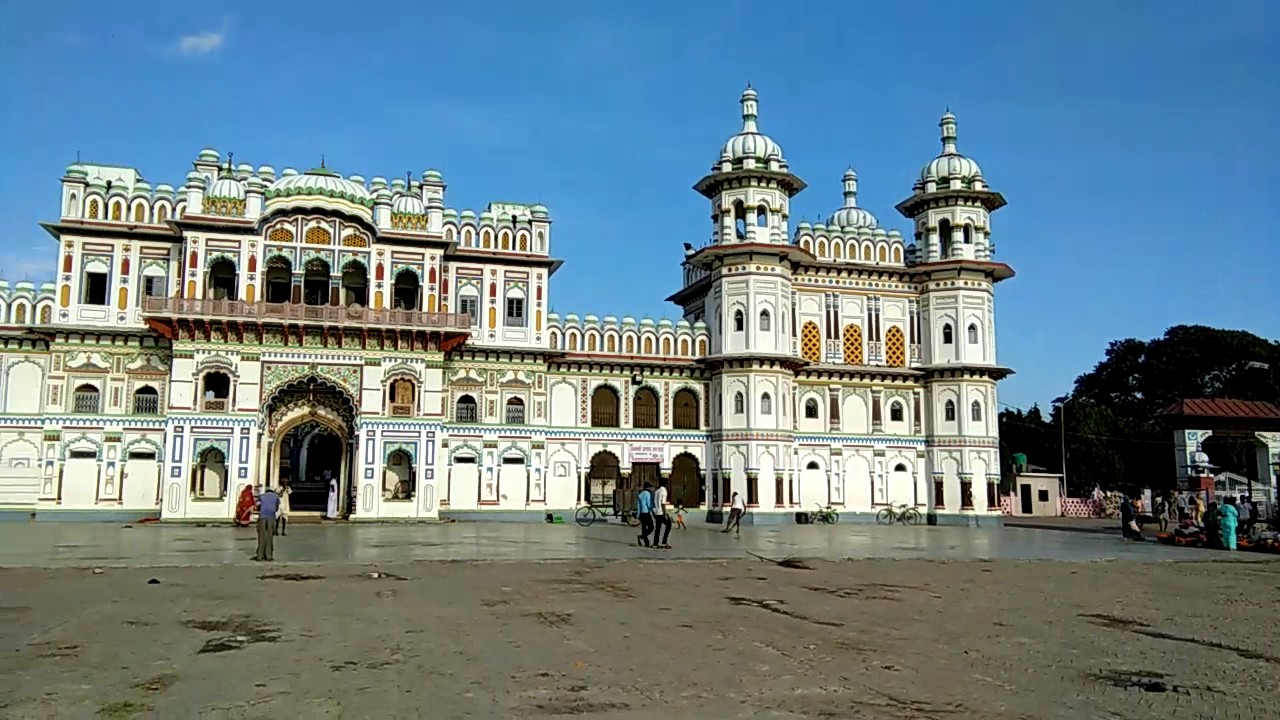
<box><xmin>0</xmin><ymin>88</ymin><xmax>1013</xmax><ymax>523</ymax></box>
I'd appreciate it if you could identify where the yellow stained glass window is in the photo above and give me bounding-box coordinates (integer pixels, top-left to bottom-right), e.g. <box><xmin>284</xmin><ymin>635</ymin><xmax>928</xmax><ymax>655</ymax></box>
<box><xmin>842</xmin><ymin>324</ymin><xmax>864</xmax><ymax>365</ymax></box>
<box><xmin>801</xmin><ymin>321</ymin><xmax>821</xmax><ymax>362</ymax></box>
<box><xmin>885</xmin><ymin>326</ymin><xmax>906</xmax><ymax>368</ymax></box>
<box><xmin>304</xmin><ymin>226</ymin><xmax>331</xmax><ymax>245</ymax></box>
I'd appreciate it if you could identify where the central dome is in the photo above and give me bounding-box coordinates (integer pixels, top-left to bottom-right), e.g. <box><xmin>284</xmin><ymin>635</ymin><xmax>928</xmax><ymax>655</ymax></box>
<box><xmin>917</xmin><ymin>112</ymin><xmax>984</xmax><ymax>189</ymax></box>
<box><xmin>719</xmin><ymin>87</ymin><xmax>785</xmax><ymax>163</ymax></box>
<box><xmin>827</xmin><ymin>168</ymin><xmax>878</xmax><ymax>230</ymax></box>
<box><xmin>267</xmin><ymin>166</ymin><xmax>373</xmax><ymax>208</ymax></box>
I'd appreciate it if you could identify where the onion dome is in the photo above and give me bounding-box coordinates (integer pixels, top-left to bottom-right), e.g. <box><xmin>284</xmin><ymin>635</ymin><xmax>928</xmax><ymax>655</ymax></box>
<box><xmin>422</xmin><ymin>169</ymin><xmax>444</xmax><ymax>183</ymax></box>
<box><xmin>65</xmin><ymin>163</ymin><xmax>88</xmax><ymax>179</ymax></box>
<box><xmin>197</xmin><ymin>148</ymin><xmax>220</xmax><ymax>163</ymax></box>
<box><xmin>154</xmin><ymin>183</ymin><xmax>175</xmax><ymax>197</ymax></box>
<box><xmin>639</xmin><ymin>317</ymin><xmax>656</xmax><ymax>329</ymax></box>
<box><xmin>547</xmin><ymin>312</ymin><xmax>561</xmax><ymax>324</ymax></box>
<box><xmin>676</xmin><ymin>319</ymin><xmax>691</xmax><ymax>330</ymax></box>
<box><xmin>369</xmin><ymin>176</ymin><xmax>388</xmax><ymax>190</ymax></box>
<box><xmin>692</xmin><ymin>320</ymin><xmax>707</xmax><ymax>332</ymax></box>
<box><xmin>828</xmin><ymin>169</ymin><xmax>878</xmax><ymax>230</ymax></box>
<box><xmin>88</xmin><ymin>176</ymin><xmax>108</xmax><ymax>192</ymax></box>
<box><xmin>658</xmin><ymin>318</ymin><xmax>674</xmax><ymax>330</ymax></box>
<box><xmin>257</xmin><ymin>165</ymin><xmax>276</xmax><ymax>182</ymax></box>
<box><xmin>584</xmin><ymin>314</ymin><xmax>599</xmax><ymax>325</ymax></box>
<box><xmin>478</xmin><ymin>208</ymin><xmax>495</xmax><ymax>224</ymax></box>
<box><xmin>564</xmin><ymin>313</ymin><xmax>580</xmax><ymax>325</ymax></box>
<box><xmin>460</xmin><ymin>209</ymin><xmax>477</xmax><ymax>221</ymax></box>
<box><xmin>719</xmin><ymin>86</ymin><xmax>784</xmax><ymax>164</ymax></box>
<box><xmin>529</xmin><ymin>203</ymin><xmax>550</xmax><ymax>219</ymax></box>
<box><xmin>235</xmin><ymin>163</ymin><xmax>253</xmax><ymax>180</ymax></box>
<box><xmin>917</xmin><ymin>111</ymin><xmax>984</xmax><ymax>190</ymax></box>
<box><xmin>621</xmin><ymin>316</ymin><xmax>637</xmax><ymax>327</ymax></box>
<box><xmin>131</xmin><ymin>179</ymin><xmax>152</xmax><ymax>198</ymax></box>
<box><xmin>602</xmin><ymin>315</ymin><xmax>618</xmax><ymax>326</ymax></box>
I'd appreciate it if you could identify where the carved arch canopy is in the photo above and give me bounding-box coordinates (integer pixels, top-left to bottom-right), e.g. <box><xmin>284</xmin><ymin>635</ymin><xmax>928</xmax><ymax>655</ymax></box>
<box><xmin>262</xmin><ymin>374</ymin><xmax>359</xmax><ymax>434</ymax></box>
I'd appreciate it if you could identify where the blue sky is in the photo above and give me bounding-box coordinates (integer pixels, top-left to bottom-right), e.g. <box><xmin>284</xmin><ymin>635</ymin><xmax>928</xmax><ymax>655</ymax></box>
<box><xmin>1</xmin><ymin>1</ymin><xmax>1275</xmax><ymax>410</ymax></box>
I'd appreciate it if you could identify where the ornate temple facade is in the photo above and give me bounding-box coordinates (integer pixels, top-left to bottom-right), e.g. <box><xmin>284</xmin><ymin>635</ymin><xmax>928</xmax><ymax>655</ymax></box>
<box><xmin>0</xmin><ymin>88</ymin><xmax>1013</xmax><ymax>523</ymax></box>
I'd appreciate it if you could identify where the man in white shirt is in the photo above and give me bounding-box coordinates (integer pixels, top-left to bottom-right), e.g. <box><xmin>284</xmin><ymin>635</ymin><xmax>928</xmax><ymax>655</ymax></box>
<box><xmin>652</xmin><ymin>481</ymin><xmax>672</xmax><ymax>549</ymax></box>
<box><xmin>723</xmin><ymin>491</ymin><xmax>747</xmax><ymax>535</ymax></box>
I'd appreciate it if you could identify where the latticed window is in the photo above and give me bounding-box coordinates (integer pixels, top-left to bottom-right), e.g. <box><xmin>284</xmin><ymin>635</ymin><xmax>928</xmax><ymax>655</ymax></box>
<box><xmin>269</xmin><ymin>227</ymin><xmax>294</xmax><ymax>243</ymax></box>
<box><xmin>842</xmin><ymin>324</ymin><xmax>864</xmax><ymax>365</ymax></box>
<box><xmin>456</xmin><ymin>395</ymin><xmax>478</xmax><ymax>423</ymax></box>
<box><xmin>505</xmin><ymin>397</ymin><xmax>526</xmax><ymax>425</ymax></box>
<box><xmin>884</xmin><ymin>326</ymin><xmax>906</xmax><ymax>368</ymax></box>
<box><xmin>800</xmin><ymin>321</ymin><xmax>821</xmax><ymax>362</ymax></box>
<box><xmin>72</xmin><ymin>384</ymin><xmax>101</xmax><ymax>414</ymax></box>
<box><xmin>633</xmin><ymin>388</ymin><xmax>659</xmax><ymax>429</ymax></box>
<box><xmin>132</xmin><ymin>387</ymin><xmax>160</xmax><ymax>415</ymax></box>
<box><xmin>304</xmin><ymin>226</ymin><xmax>332</xmax><ymax>245</ymax></box>
<box><xmin>591</xmin><ymin>386</ymin><xmax>619</xmax><ymax>427</ymax></box>
<box><xmin>87</xmin><ymin>199</ymin><xmax>100</xmax><ymax>219</ymax></box>
<box><xmin>672</xmin><ymin>389</ymin><xmax>698</xmax><ymax>429</ymax></box>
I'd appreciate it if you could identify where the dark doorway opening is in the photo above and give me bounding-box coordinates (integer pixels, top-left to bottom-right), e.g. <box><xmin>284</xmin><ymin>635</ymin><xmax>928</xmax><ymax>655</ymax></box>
<box><xmin>280</xmin><ymin>421</ymin><xmax>344</xmax><ymax>512</ymax></box>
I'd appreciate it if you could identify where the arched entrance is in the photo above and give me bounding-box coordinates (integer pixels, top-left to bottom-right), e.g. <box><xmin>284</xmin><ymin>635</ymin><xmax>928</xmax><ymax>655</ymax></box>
<box><xmin>587</xmin><ymin>451</ymin><xmax>620</xmax><ymax>513</ymax></box>
<box><xmin>670</xmin><ymin>453</ymin><xmax>703</xmax><ymax>509</ymax></box>
<box><xmin>261</xmin><ymin>375</ymin><xmax>358</xmax><ymax>518</ymax></box>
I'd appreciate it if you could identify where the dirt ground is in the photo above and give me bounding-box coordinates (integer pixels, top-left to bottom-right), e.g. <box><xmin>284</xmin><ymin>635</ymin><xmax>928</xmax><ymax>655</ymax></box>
<box><xmin>1</xmin><ymin>558</ymin><xmax>1277</xmax><ymax>719</ymax></box>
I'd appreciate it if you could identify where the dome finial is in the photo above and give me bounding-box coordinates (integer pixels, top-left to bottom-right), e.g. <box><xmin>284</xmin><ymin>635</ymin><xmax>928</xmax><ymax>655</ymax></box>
<box><xmin>842</xmin><ymin>168</ymin><xmax>858</xmax><ymax>207</ymax></box>
<box><xmin>320</xmin><ymin>154</ymin><xmax>326</xmax><ymax>169</ymax></box>
<box><xmin>740</xmin><ymin>85</ymin><xmax>759</xmax><ymax>133</ymax></box>
<box><xmin>940</xmin><ymin>110</ymin><xmax>958</xmax><ymax>155</ymax></box>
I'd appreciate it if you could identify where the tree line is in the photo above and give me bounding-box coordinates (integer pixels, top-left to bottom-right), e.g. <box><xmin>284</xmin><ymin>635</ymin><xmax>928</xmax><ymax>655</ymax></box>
<box><xmin>998</xmin><ymin>325</ymin><xmax>1280</xmax><ymax>495</ymax></box>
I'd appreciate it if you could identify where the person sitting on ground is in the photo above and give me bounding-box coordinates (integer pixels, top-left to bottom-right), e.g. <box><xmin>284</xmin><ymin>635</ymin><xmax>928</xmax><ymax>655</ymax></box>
<box><xmin>235</xmin><ymin>484</ymin><xmax>256</xmax><ymax>527</ymax></box>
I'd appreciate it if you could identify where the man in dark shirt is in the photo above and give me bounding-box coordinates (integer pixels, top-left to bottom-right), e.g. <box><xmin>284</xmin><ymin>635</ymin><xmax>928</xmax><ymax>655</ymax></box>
<box><xmin>254</xmin><ymin>486</ymin><xmax>280</xmax><ymax>561</ymax></box>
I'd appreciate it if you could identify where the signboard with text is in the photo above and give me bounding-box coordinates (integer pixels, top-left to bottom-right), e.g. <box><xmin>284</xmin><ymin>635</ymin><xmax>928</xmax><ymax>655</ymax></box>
<box><xmin>627</xmin><ymin>444</ymin><xmax>665</xmax><ymax>465</ymax></box>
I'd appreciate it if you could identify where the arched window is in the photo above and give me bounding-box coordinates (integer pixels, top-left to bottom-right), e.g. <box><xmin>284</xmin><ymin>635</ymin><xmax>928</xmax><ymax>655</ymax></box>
<box><xmin>633</xmin><ymin>387</ymin><xmax>659</xmax><ymax>429</ymax></box>
<box><xmin>132</xmin><ymin>386</ymin><xmax>160</xmax><ymax>415</ymax></box>
<box><xmin>962</xmin><ymin>224</ymin><xmax>973</xmax><ymax>244</ymax></box>
<box><xmin>734</xmin><ymin>201</ymin><xmax>746</xmax><ymax>239</ymax></box>
<box><xmin>673</xmin><ymin>389</ymin><xmax>699</xmax><ymax>429</ymax></box>
<box><xmin>944</xmin><ymin>399</ymin><xmax>956</xmax><ymax>422</ymax></box>
<box><xmin>200</xmin><ymin>371</ymin><xmax>231</xmax><ymax>412</ymax></box>
<box><xmin>133</xmin><ymin>204</ymin><xmax>146</xmax><ymax>223</ymax></box>
<box><xmin>800</xmin><ymin>321</ymin><xmax>821</xmax><ymax>362</ymax></box>
<box><xmin>505</xmin><ymin>397</ymin><xmax>526</xmax><ymax>425</ymax></box>
<box><xmin>14</xmin><ymin>305</ymin><xmax>27</xmax><ymax>324</ymax></box>
<box><xmin>804</xmin><ymin>398</ymin><xmax>819</xmax><ymax>419</ymax></box>
<box><xmin>971</xmin><ymin>400</ymin><xmax>983</xmax><ymax>422</ymax></box>
<box><xmin>155</xmin><ymin>205</ymin><xmax>169</xmax><ymax>224</ymax></box>
<box><xmin>760</xmin><ymin>392</ymin><xmax>772</xmax><ymax>415</ymax></box>
<box><xmin>587</xmin><ymin>333</ymin><xmax>598</xmax><ymax>352</ymax></box>
<box><xmin>549</xmin><ymin>331</ymin><xmax>561</xmax><ymax>349</ymax></box>
<box><xmin>759</xmin><ymin>309</ymin><xmax>771</xmax><ymax>332</ymax></box>
<box><xmin>66</xmin><ymin>193</ymin><xmax>79</xmax><ymax>217</ymax></box>
<box><xmin>206</xmin><ymin>258</ymin><xmax>238</xmax><ymax>301</ymax></box>
<box><xmin>756</xmin><ymin>206</ymin><xmax>767</xmax><ymax>227</ymax></box>
<box><xmin>938</xmin><ymin>218</ymin><xmax>952</xmax><ymax>257</ymax></box>
<box><xmin>889</xmin><ymin>401</ymin><xmax>903</xmax><ymax>422</ymax></box>
<box><xmin>733</xmin><ymin>392</ymin><xmax>745</xmax><ymax>415</ymax></box>
<box><xmin>393</xmin><ymin>269</ymin><xmax>420</xmax><ymax>310</ymax></box>
<box><xmin>39</xmin><ymin>306</ymin><xmax>52</xmax><ymax>324</ymax></box>
<box><xmin>303</xmin><ymin>258</ymin><xmax>331</xmax><ymax>306</ymax></box>
<box><xmin>624</xmin><ymin>335</ymin><xmax>634</xmax><ymax>354</ymax></box>
<box><xmin>733</xmin><ymin>309</ymin><xmax>744</xmax><ymax>333</ymax></box>
<box><xmin>387</xmin><ymin>378</ymin><xmax>416</xmax><ymax>417</ymax></box>
<box><xmin>942</xmin><ymin>323</ymin><xmax>954</xmax><ymax>345</ymax></box>
<box><xmin>72</xmin><ymin>384</ymin><xmax>101</xmax><ymax>414</ymax></box>
<box><xmin>264</xmin><ymin>257</ymin><xmax>292</xmax><ymax>304</ymax></box>
<box><xmin>87</xmin><ymin>198</ymin><xmax>100</xmax><ymax>219</ymax></box>
<box><xmin>455</xmin><ymin>394</ymin><xmax>478</xmax><ymax>423</ymax></box>
<box><xmin>967</xmin><ymin>324</ymin><xmax>979</xmax><ymax>344</ymax></box>
<box><xmin>110</xmin><ymin>201</ymin><xmax>123</xmax><ymax>221</ymax></box>
<box><xmin>591</xmin><ymin>385</ymin><xmax>620</xmax><ymax>427</ymax></box>
<box><xmin>342</xmin><ymin>260</ymin><xmax>369</xmax><ymax>307</ymax></box>
<box><xmin>606</xmin><ymin>334</ymin><xmax>617</xmax><ymax>352</ymax></box>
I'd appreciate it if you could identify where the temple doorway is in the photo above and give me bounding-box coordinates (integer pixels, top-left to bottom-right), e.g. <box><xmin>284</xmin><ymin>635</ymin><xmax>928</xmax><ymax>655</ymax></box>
<box><xmin>670</xmin><ymin>453</ymin><xmax>703</xmax><ymax>509</ymax></box>
<box><xmin>262</xmin><ymin>374</ymin><xmax>357</xmax><ymax>518</ymax></box>
<box><xmin>278</xmin><ymin>421</ymin><xmax>344</xmax><ymax>512</ymax></box>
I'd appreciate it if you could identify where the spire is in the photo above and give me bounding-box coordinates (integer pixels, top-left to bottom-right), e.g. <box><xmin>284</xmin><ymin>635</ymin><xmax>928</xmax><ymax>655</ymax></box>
<box><xmin>320</xmin><ymin>154</ymin><xmax>326</xmax><ymax>169</ymax></box>
<box><xmin>940</xmin><ymin>111</ymin><xmax>958</xmax><ymax>155</ymax></box>
<box><xmin>740</xmin><ymin>85</ymin><xmax>759</xmax><ymax>133</ymax></box>
<box><xmin>842</xmin><ymin>168</ymin><xmax>858</xmax><ymax>207</ymax></box>
<box><xmin>221</xmin><ymin>152</ymin><xmax>234</xmax><ymax>178</ymax></box>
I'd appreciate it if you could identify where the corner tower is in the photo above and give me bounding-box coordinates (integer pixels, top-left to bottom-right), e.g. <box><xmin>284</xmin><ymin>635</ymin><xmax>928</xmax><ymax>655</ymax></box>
<box><xmin>682</xmin><ymin>87</ymin><xmax>809</xmax><ymax>514</ymax></box>
<box><xmin>896</xmin><ymin>111</ymin><xmax>1014</xmax><ymax>517</ymax></box>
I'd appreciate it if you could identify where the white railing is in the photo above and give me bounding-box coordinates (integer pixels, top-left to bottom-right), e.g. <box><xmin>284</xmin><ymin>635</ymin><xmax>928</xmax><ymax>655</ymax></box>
<box><xmin>143</xmin><ymin>297</ymin><xmax>471</xmax><ymax>331</ymax></box>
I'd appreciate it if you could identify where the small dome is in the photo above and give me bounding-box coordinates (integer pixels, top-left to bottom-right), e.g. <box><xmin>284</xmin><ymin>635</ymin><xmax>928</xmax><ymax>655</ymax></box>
<box><xmin>370</xmin><ymin>176</ymin><xmax>387</xmax><ymax>189</ymax></box>
<box><xmin>374</xmin><ymin>188</ymin><xmax>392</xmax><ymax>203</ymax></box>
<box><xmin>621</xmin><ymin>316</ymin><xmax>637</xmax><ymax>326</ymax></box>
<box><xmin>828</xmin><ymin>168</ymin><xmax>879</xmax><ymax>230</ymax></box>
<box><xmin>40</xmin><ymin>282</ymin><xmax>56</xmax><ymax>292</ymax></box>
<box><xmin>15</xmin><ymin>280</ymin><xmax>35</xmax><ymax>291</ymax></box>
<box><xmin>65</xmin><ymin>163</ymin><xmax>88</xmax><ymax>178</ymax></box>
<box><xmin>423</xmin><ymin>169</ymin><xmax>444</xmax><ymax>183</ymax></box>
<box><xmin>658</xmin><ymin>319</ymin><xmax>674</xmax><ymax>329</ymax></box>
<box><xmin>155</xmin><ymin>183</ymin><xmax>174</xmax><ymax>196</ymax></box>
<box><xmin>257</xmin><ymin>165</ymin><xmax>276</xmax><ymax>181</ymax></box>
<box><xmin>207</xmin><ymin>171</ymin><xmax>245</xmax><ymax>200</ymax></box>
<box><xmin>88</xmin><ymin>176</ymin><xmax>107</xmax><ymax>190</ymax></box>
<box><xmin>547</xmin><ymin>312</ymin><xmax>561</xmax><ymax>323</ymax></box>
<box><xmin>918</xmin><ymin>111</ymin><xmax>984</xmax><ymax>189</ymax></box>
<box><xmin>393</xmin><ymin>192</ymin><xmax>425</xmax><ymax>216</ymax></box>
<box><xmin>460</xmin><ymin>209</ymin><xmax>477</xmax><ymax>220</ymax></box>
<box><xmin>639</xmin><ymin>317</ymin><xmax>656</xmax><ymax>328</ymax></box>
<box><xmin>602</xmin><ymin>315</ymin><xmax>618</xmax><ymax>327</ymax></box>
<box><xmin>584</xmin><ymin>314</ymin><xmax>600</xmax><ymax>325</ymax></box>
<box><xmin>796</xmin><ymin>221</ymin><xmax>812</xmax><ymax>231</ymax></box>
<box><xmin>132</xmin><ymin>179</ymin><xmax>152</xmax><ymax>196</ymax></box>
<box><xmin>719</xmin><ymin>86</ymin><xmax>785</xmax><ymax>164</ymax></box>
<box><xmin>564</xmin><ymin>313</ymin><xmax>580</xmax><ymax>325</ymax></box>
<box><xmin>529</xmin><ymin>204</ymin><xmax>549</xmax><ymax>217</ymax></box>
<box><xmin>236</xmin><ymin>163</ymin><xmax>254</xmax><ymax>178</ymax></box>
<box><xmin>0</xmin><ymin>280</ymin><xmax>8</xmax><ymax>289</ymax></box>
<box><xmin>390</xmin><ymin>178</ymin><xmax>406</xmax><ymax>193</ymax></box>
<box><xmin>443</xmin><ymin>208</ymin><xmax>458</xmax><ymax>218</ymax></box>
<box><xmin>280</xmin><ymin>167</ymin><xmax>299</xmax><ymax>177</ymax></box>
<box><xmin>693</xmin><ymin>320</ymin><xmax>708</xmax><ymax>331</ymax></box>
<box><xmin>479</xmin><ymin>209</ymin><xmax>495</xmax><ymax>223</ymax></box>
<box><xmin>198</xmin><ymin>148</ymin><xmax>220</xmax><ymax>162</ymax></box>
<box><xmin>677</xmin><ymin>319</ymin><xmax>691</xmax><ymax>330</ymax></box>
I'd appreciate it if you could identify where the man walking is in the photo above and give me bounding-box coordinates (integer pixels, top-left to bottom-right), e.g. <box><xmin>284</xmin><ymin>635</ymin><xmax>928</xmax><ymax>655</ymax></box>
<box><xmin>652</xmin><ymin>480</ymin><xmax>672</xmax><ymax>549</ymax></box>
<box><xmin>254</xmin><ymin>485</ymin><xmax>281</xmax><ymax>561</ymax></box>
<box><xmin>636</xmin><ymin>482</ymin><xmax>655</xmax><ymax>548</ymax></box>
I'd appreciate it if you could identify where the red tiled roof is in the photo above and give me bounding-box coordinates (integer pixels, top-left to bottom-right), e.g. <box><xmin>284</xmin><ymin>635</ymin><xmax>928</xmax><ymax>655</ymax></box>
<box><xmin>1156</xmin><ymin>398</ymin><xmax>1280</xmax><ymax>420</ymax></box>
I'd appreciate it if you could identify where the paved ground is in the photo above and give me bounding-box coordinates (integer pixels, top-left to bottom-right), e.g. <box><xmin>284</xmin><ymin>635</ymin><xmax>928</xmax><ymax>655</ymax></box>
<box><xmin>2</xmin><ymin>523</ymin><xmax>1276</xmax><ymax>719</ymax></box>
<box><xmin>0</xmin><ymin>519</ymin><xmax>1243</xmax><ymax>567</ymax></box>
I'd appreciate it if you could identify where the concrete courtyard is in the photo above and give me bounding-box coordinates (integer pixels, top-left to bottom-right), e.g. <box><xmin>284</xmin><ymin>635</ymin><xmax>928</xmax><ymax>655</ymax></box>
<box><xmin>1</xmin><ymin>521</ymin><xmax>1277</xmax><ymax>719</ymax></box>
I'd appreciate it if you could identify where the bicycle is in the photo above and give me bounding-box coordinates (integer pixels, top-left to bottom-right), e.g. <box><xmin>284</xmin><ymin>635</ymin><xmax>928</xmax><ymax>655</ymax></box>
<box><xmin>574</xmin><ymin>504</ymin><xmax>641</xmax><ymax>528</ymax></box>
<box><xmin>875</xmin><ymin>503</ymin><xmax>922</xmax><ymax>526</ymax></box>
<box><xmin>811</xmin><ymin>504</ymin><xmax>839</xmax><ymax>524</ymax></box>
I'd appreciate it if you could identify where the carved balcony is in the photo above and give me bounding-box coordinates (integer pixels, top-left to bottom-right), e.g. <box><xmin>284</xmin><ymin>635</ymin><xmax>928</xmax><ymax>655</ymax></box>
<box><xmin>143</xmin><ymin>297</ymin><xmax>472</xmax><ymax>333</ymax></box>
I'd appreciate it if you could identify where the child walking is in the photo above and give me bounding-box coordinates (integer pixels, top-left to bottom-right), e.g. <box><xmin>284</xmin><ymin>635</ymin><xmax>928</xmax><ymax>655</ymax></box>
<box><xmin>674</xmin><ymin>502</ymin><xmax>687</xmax><ymax>530</ymax></box>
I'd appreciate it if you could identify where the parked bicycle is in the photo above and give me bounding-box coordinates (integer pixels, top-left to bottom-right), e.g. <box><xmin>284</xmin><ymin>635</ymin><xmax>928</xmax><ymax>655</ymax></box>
<box><xmin>574</xmin><ymin>504</ymin><xmax>641</xmax><ymax>528</ymax></box>
<box><xmin>875</xmin><ymin>503</ymin><xmax>922</xmax><ymax>526</ymax></box>
<box><xmin>811</xmin><ymin>504</ymin><xmax>839</xmax><ymax>524</ymax></box>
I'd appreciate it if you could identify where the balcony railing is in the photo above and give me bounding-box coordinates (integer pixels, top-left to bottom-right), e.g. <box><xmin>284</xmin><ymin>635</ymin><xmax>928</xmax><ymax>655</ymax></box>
<box><xmin>202</xmin><ymin>398</ymin><xmax>228</xmax><ymax>412</ymax></box>
<box><xmin>389</xmin><ymin>403</ymin><xmax>414</xmax><ymax>417</ymax></box>
<box><xmin>144</xmin><ymin>297</ymin><xmax>472</xmax><ymax>332</ymax></box>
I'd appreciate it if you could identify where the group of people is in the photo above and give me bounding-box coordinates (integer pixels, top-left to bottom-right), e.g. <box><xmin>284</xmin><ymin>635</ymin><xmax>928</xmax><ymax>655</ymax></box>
<box><xmin>1121</xmin><ymin>490</ymin><xmax>1261</xmax><ymax>551</ymax></box>
<box><xmin>234</xmin><ymin>482</ymin><xmax>291</xmax><ymax>561</ymax></box>
<box><xmin>631</xmin><ymin>484</ymin><xmax>749</xmax><ymax>548</ymax></box>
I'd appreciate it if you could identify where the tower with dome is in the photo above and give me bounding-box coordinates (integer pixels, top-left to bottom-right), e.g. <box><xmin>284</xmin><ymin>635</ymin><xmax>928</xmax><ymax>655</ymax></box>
<box><xmin>0</xmin><ymin>87</ymin><xmax>1012</xmax><ymax>525</ymax></box>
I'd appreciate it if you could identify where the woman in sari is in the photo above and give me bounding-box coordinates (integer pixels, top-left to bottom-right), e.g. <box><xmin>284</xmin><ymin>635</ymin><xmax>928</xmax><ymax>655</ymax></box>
<box><xmin>234</xmin><ymin>484</ymin><xmax>255</xmax><ymax>527</ymax></box>
<box><xmin>1219</xmin><ymin>497</ymin><xmax>1240</xmax><ymax>551</ymax></box>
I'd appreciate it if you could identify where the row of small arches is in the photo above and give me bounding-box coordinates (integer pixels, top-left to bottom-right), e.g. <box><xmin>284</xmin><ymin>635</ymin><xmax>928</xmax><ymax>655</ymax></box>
<box><xmin>69</xmin><ymin>384</ymin><xmax>161</xmax><ymax>415</ymax></box>
<box><xmin>798</xmin><ymin>236</ymin><xmax>904</xmax><ymax>264</ymax></box>
<box><xmin>942</xmin><ymin>323</ymin><xmax>980</xmax><ymax>345</ymax></box>
<box><xmin>443</xmin><ymin>225</ymin><xmax>546</xmax><ymax>253</ymax></box>
<box><xmin>71</xmin><ymin>193</ymin><xmax>184</xmax><ymax>224</ymax></box>
<box><xmin>0</xmin><ymin>301</ymin><xmax>54</xmax><ymax>325</ymax></box>
<box><xmin>462</xmin><ymin>386</ymin><xmax>702</xmax><ymax>429</ymax></box>
<box><xmin>549</xmin><ymin>329</ymin><xmax>709</xmax><ymax>358</ymax></box>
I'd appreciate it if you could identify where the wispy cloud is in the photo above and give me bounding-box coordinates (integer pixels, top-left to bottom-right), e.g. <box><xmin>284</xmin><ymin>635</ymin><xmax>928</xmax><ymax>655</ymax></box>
<box><xmin>176</xmin><ymin>19</ymin><xmax>231</xmax><ymax>56</ymax></box>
